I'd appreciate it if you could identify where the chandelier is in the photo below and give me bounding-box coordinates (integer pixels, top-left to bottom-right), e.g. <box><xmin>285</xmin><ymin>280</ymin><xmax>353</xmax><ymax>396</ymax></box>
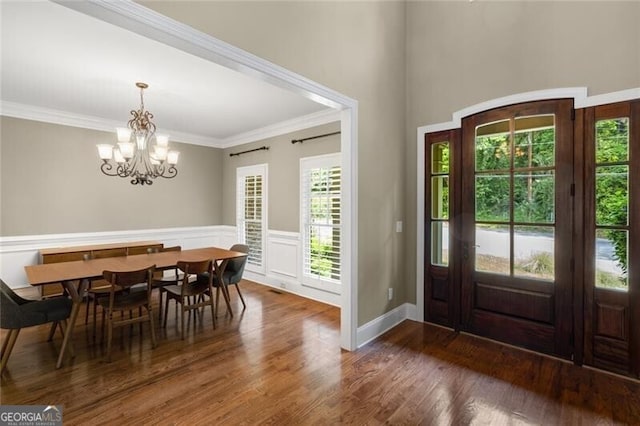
<box><xmin>96</xmin><ymin>82</ymin><xmax>179</xmax><ymax>185</ymax></box>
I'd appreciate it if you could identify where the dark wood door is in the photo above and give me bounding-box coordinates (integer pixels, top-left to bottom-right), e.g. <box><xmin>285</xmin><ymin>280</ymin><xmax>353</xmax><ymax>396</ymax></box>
<box><xmin>583</xmin><ymin>100</ymin><xmax>640</xmax><ymax>377</ymax></box>
<box><xmin>459</xmin><ymin>99</ymin><xmax>574</xmax><ymax>359</ymax></box>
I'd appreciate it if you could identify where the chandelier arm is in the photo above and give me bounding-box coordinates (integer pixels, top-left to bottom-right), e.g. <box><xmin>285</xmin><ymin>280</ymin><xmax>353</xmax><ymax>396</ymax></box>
<box><xmin>158</xmin><ymin>165</ymin><xmax>178</xmax><ymax>179</ymax></box>
<box><xmin>99</xmin><ymin>161</ymin><xmax>119</xmax><ymax>177</ymax></box>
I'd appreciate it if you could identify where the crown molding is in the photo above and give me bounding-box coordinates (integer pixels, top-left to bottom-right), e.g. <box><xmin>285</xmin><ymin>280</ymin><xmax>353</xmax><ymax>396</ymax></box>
<box><xmin>1</xmin><ymin>101</ymin><xmax>342</xmax><ymax>149</ymax></box>
<box><xmin>0</xmin><ymin>101</ymin><xmax>223</xmax><ymax>148</ymax></box>
<box><xmin>218</xmin><ymin>108</ymin><xmax>341</xmax><ymax>148</ymax></box>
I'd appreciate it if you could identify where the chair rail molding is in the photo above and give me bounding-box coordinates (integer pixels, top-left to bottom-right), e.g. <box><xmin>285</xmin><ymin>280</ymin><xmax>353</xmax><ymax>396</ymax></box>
<box><xmin>0</xmin><ymin>225</ymin><xmax>237</xmax><ymax>288</ymax></box>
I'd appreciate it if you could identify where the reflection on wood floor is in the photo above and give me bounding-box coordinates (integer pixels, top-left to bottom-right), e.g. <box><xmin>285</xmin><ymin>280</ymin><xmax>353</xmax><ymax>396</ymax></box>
<box><xmin>1</xmin><ymin>280</ymin><xmax>639</xmax><ymax>424</ymax></box>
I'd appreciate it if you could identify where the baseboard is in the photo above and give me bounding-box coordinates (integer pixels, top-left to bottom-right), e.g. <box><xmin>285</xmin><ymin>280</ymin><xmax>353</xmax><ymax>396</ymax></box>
<box><xmin>243</xmin><ymin>270</ymin><xmax>340</xmax><ymax>307</ymax></box>
<box><xmin>356</xmin><ymin>303</ymin><xmax>417</xmax><ymax>348</ymax></box>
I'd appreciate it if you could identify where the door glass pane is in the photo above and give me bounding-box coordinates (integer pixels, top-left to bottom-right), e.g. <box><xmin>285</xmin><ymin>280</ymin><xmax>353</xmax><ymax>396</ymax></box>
<box><xmin>431</xmin><ymin>176</ymin><xmax>449</xmax><ymax>219</ymax></box>
<box><xmin>475</xmin><ymin>224</ymin><xmax>510</xmax><ymax>275</ymax></box>
<box><xmin>431</xmin><ymin>222</ymin><xmax>449</xmax><ymax>266</ymax></box>
<box><xmin>596</xmin><ymin>118</ymin><xmax>629</xmax><ymax>163</ymax></box>
<box><xmin>475</xmin><ymin>173</ymin><xmax>510</xmax><ymax>222</ymax></box>
<box><xmin>431</xmin><ymin>142</ymin><xmax>449</xmax><ymax>174</ymax></box>
<box><xmin>475</xmin><ymin>120</ymin><xmax>510</xmax><ymax>171</ymax></box>
<box><xmin>514</xmin><ymin>226</ymin><xmax>554</xmax><ymax>280</ymax></box>
<box><xmin>514</xmin><ymin>171</ymin><xmax>555</xmax><ymax>223</ymax></box>
<box><xmin>595</xmin><ymin>165</ymin><xmax>628</xmax><ymax>226</ymax></box>
<box><xmin>595</xmin><ymin>229</ymin><xmax>628</xmax><ymax>291</ymax></box>
<box><xmin>514</xmin><ymin>115</ymin><xmax>555</xmax><ymax>168</ymax></box>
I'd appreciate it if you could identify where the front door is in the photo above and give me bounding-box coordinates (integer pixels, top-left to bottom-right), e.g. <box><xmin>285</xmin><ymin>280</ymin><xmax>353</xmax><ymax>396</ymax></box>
<box><xmin>460</xmin><ymin>99</ymin><xmax>574</xmax><ymax>359</ymax></box>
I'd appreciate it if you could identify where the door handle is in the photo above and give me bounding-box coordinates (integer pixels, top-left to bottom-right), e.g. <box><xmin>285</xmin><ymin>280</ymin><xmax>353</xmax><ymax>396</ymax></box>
<box><xmin>462</xmin><ymin>243</ymin><xmax>479</xmax><ymax>260</ymax></box>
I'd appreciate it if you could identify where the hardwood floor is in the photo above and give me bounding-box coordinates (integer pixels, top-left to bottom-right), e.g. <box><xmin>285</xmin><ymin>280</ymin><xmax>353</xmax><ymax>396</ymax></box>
<box><xmin>1</xmin><ymin>280</ymin><xmax>639</xmax><ymax>425</ymax></box>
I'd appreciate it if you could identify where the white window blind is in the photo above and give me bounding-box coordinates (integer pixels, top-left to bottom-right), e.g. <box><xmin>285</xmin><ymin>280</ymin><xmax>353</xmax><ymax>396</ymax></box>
<box><xmin>301</xmin><ymin>154</ymin><xmax>341</xmax><ymax>293</ymax></box>
<box><xmin>236</xmin><ymin>164</ymin><xmax>267</xmax><ymax>271</ymax></box>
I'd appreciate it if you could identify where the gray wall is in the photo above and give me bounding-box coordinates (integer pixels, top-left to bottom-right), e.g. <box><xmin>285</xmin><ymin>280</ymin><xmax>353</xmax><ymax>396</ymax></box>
<box><xmin>0</xmin><ymin>117</ymin><xmax>223</xmax><ymax>235</ymax></box>
<box><xmin>221</xmin><ymin>122</ymin><xmax>340</xmax><ymax>232</ymax></box>
<box><xmin>143</xmin><ymin>1</ymin><xmax>408</xmax><ymax>326</ymax></box>
<box><xmin>404</xmin><ymin>1</ymin><xmax>640</xmax><ymax>302</ymax></box>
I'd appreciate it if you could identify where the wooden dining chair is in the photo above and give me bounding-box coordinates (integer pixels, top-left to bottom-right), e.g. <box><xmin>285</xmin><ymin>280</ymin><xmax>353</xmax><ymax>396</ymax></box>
<box><xmin>1</xmin><ymin>279</ymin><xmax>73</xmax><ymax>373</ymax></box>
<box><xmin>162</xmin><ymin>259</ymin><xmax>215</xmax><ymax>340</ymax></box>
<box><xmin>84</xmin><ymin>248</ymin><xmax>128</xmax><ymax>337</ymax></box>
<box><xmin>99</xmin><ymin>265</ymin><xmax>157</xmax><ymax>362</ymax></box>
<box><xmin>148</xmin><ymin>246</ymin><xmax>182</xmax><ymax>322</ymax></box>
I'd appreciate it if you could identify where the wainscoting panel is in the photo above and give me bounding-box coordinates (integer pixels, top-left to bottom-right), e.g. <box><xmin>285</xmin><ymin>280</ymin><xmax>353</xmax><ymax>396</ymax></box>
<box><xmin>0</xmin><ymin>226</ymin><xmax>340</xmax><ymax>307</ymax></box>
<box><xmin>243</xmin><ymin>229</ymin><xmax>341</xmax><ymax>307</ymax></box>
<box><xmin>0</xmin><ymin>226</ymin><xmax>237</xmax><ymax>288</ymax></box>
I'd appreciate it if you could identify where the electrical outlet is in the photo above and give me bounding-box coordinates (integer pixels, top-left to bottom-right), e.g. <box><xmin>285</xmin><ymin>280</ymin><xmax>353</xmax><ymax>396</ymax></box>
<box><xmin>396</xmin><ymin>221</ymin><xmax>403</xmax><ymax>233</ymax></box>
<box><xmin>388</xmin><ymin>287</ymin><xmax>393</xmax><ymax>300</ymax></box>
<box><xmin>280</xmin><ymin>282</ymin><xmax>286</xmax><ymax>289</ymax></box>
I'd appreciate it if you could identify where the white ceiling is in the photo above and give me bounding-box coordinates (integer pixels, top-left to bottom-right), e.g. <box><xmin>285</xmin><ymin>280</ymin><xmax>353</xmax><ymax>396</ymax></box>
<box><xmin>0</xmin><ymin>1</ymin><xmax>332</xmax><ymax>147</ymax></box>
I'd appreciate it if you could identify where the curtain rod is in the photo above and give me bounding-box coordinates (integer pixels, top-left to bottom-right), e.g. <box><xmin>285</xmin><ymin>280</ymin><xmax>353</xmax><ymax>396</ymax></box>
<box><xmin>229</xmin><ymin>146</ymin><xmax>269</xmax><ymax>157</ymax></box>
<box><xmin>291</xmin><ymin>131</ymin><xmax>341</xmax><ymax>144</ymax></box>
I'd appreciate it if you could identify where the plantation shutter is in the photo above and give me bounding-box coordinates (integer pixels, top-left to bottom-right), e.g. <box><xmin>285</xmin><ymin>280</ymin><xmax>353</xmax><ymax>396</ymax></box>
<box><xmin>301</xmin><ymin>154</ymin><xmax>341</xmax><ymax>292</ymax></box>
<box><xmin>236</xmin><ymin>165</ymin><xmax>266</xmax><ymax>271</ymax></box>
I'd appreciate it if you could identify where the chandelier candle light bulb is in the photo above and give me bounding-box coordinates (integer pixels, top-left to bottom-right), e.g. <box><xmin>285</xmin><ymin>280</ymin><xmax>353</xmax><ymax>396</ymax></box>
<box><xmin>96</xmin><ymin>82</ymin><xmax>179</xmax><ymax>185</ymax></box>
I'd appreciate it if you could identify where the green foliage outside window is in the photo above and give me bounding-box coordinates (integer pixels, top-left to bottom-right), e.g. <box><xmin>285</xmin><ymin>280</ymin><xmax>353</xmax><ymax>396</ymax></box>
<box><xmin>473</xmin><ymin>118</ymin><xmax>629</xmax><ymax>288</ymax></box>
<box><xmin>595</xmin><ymin>118</ymin><xmax>629</xmax><ymax>279</ymax></box>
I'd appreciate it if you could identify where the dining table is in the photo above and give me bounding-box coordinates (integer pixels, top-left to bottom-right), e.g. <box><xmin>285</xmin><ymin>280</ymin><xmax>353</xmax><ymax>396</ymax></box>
<box><xmin>24</xmin><ymin>246</ymin><xmax>248</xmax><ymax>368</ymax></box>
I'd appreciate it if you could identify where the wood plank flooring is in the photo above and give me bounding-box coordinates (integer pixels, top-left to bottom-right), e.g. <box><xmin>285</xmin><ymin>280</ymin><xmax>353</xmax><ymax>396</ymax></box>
<box><xmin>1</xmin><ymin>280</ymin><xmax>639</xmax><ymax>425</ymax></box>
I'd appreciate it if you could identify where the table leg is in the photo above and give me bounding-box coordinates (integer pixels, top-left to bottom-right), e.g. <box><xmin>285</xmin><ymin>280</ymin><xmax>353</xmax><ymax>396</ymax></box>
<box><xmin>56</xmin><ymin>279</ymin><xmax>87</xmax><ymax>369</ymax></box>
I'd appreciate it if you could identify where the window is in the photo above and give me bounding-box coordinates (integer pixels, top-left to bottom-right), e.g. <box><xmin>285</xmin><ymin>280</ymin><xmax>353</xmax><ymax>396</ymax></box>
<box><xmin>473</xmin><ymin>114</ymin><xmax>557</xmax><ymax>280</ymax></box>
<box><xmin>236</xmin><ymin>164</ymin><xmax>267</xmax><ymax>272</ymax></box>
<box><xmin>430</xmin><ymin>141</ymin><xmax>450</xmax><ymax>266</ymax></box>
<box><xmin>593</xmin><ymin>117</ymin><xmax>629</xmax><ymax>290</ymax></box>
<box><xmin>300</xmin><ymin>153</ymin><xmax>341</xmax><ymax>294</ymax></box>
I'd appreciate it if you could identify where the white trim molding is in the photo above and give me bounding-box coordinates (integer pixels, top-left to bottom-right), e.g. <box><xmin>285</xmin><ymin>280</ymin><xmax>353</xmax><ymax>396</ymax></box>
<box><xmin>0</xmin><ymin>225</ymin><xmax>238</xmax><ymax>288</ymax></box>
<box><xmin>0</xmin><ymin>101</ymin><xmax>223</xmax><ymax>148</ymax></box>
<box><xmin>219</xmin><ymin>108</ymin><xmax>341</xmax><ymax>148</ymax></box>
<box><xmin>0</xmin><ymin>101</ymin><xmax>343</xmax><ymax>150</ymax></box>
<box><xmin>415</xmin><ymin>86</ymin><xmax>640</xmax><ymax>326</ymax></box>
<box><xmin>357</xmin><ymin>303</ymin><xmax>417</xmax><ymax>348</ymax></box>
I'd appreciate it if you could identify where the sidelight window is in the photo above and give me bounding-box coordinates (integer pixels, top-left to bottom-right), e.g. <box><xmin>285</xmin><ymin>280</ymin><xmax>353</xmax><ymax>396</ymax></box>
<box><xmin>594</xmin><ymin>117</ymin><xmax>629</xmax><ymax>290</ymax></box>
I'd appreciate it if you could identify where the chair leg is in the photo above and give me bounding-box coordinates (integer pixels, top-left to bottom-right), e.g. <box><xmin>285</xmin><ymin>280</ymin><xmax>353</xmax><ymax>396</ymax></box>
<box><xmin>1</xmin><ymin>329</ymin><xmax>12</xmax><ymax>356</ymax></box>
<box><xmin>59</xmin><ymin>320</ymin><xmax>75</xmax><ymax>358</ymax></box>
<box><xmin>1</xmin><ymin>329</ymin><xmax>20</xmax><ymax>374</ymax></box>
<box><xmin>235</xmin><ymin>283</ymin><xmax>246</xmax><ymax>309</ymax></box>
<box><xmin>158</xmin><ymin>290</ymin><xmax>164</xmax><ymax>323</ymax></box>
<box><xmin>106</xmin><ymin>313</ymin><xmax>113</xmax><ymax>363</ymax></box>
<box><xmin>93</xmin><ymin>298</ymin><xmax>99</xmax><ymax>338</ymax></box>
<box><xmin>215</xmin><ymin>287</ymin><xmax>220</xmax><ymax>317</ymax></box>
<box><xmin>47</xmin><ymin>322</ymin><xmax>57</xmax><ymax>341</ymax></box>
<box><xmin>85</xmin><ymin>296</ymin><xmax>90</xmax><ymax>325</ymax></box>
<box><xmin>180</xmin><ymin>301</ymin><xmax>186</xmax><ymax>340</ymax></box>
<box><xmin>163</xmin><ymin>297</ymin><xmax>170</xmax><ymax>328</ymax></box>
<box><xmin>100</xmin><ymin>308</ymin><xmax>106</xmax><ymax>342</ymax></box>
<box><xmin>209</xmin><ymin>293</ymin><xmax>216</xmax><ymax>329</ymax></box>
<box><xmin>148</xmin><ymin>305</ymin><xmax>157</xmax><ymax>349</ymax></box>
